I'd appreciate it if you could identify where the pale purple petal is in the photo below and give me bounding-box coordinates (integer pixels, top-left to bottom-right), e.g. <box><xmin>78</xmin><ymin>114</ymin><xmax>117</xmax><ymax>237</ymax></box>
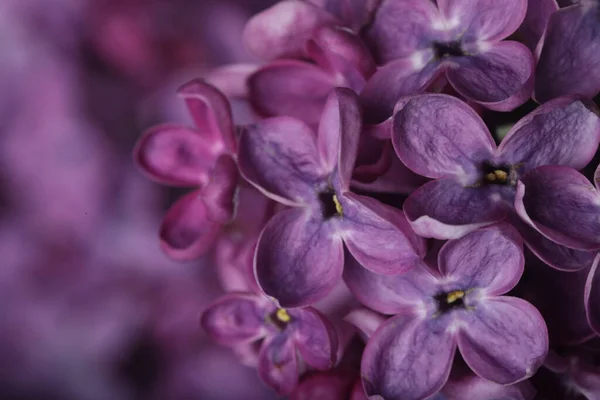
<box><xmin>134</xmin><ymin>124</ymin><xmax>219</xmax><ymax>187</ymax></box>
<box><xmin>446</xmin><ymin>41</ymin><xmax>534</xmax><ymax>111</ymax></box>
<box><xmin>437</xmin><ymin>0</ymin><xmax>527</xmax><ymax>42</ymax></box>
<box><xmin>516</xmin><ymin>0</ymin><xmax>559</xmax><ymax>52</ymax></box>
<box><xmin>238</xmin><ymin>117</ymin><xmax>323</xmax><ymax>206</ymax></box>
<box><xmin>291</xmin><ymin>307</ymin><xmax>338</xmax><ymax>369</ymax></box>
<box><xmin>584</xmin><ymin>254</ymin><xmax>600</xmax><ymax>334</ymax></box>
<box><xmin>361</xmin><ymin>314</ymin><xmax>457</xmax><ymax>400</ymax></box>
<box><xmin>248</xmin><ymin>60</ymin><xmax>336</xmax><ymax>127</ymax></box>
<box><xmin>159</xmin><ymin>190</ymin><xmax>222</xmax><ymax>261</ymax></box>
<box><xmin>458</xmin><ymin>296</ymin><xmax>549</xmax><ymax>384</ymax></box>
<box><xmin>255</xmin><ymin>208</ymin><xmax>344</xmax><ymax>308</ymax></box>
<box><xmin>497</xmin><ymin>97</ymin><xmax>600</xmax><ymax>171</ymax></box>
<box><xmin>404</xmin><ymin>178</ymin><xmax>506</xmax><ymax>239</ymax></box>
<box><xmin>515</xmin><ymin>166</ymin><xmax>600</xmax><ymax>250</ymax></box>
<box><xmin>206</xmin><ymin>64</ymin><xmax>260</xmax><ymax>99</ymax></box>
<box><xmin>340</xmin><ymin>192</ymin><xmax>426</xmax><ymax>275</ymax></box>
<box><xmin>258</xmin><ymin>334</ymin><xmax>299</xmax><ymax>395</ymax></box>
<box><xmin>201</xmin><ymin>154</ymin><xmax>238</xmax><ymax>223</ymax></box>
<box><xmin>392</xmin><ymin>94</ymin><xmax>496</xmax><ymax>179</ymax></box>
<box><xmin>438</xmin><ymin>225</ymin><xmax>524</xmax><ymax>295</ymax></box>
<box><xmin>200</xmin><ymin>293</ymin><xmax>266</xmax><ymax>345</ymax></box>
<box><xmin>344</xmin><ymin>308</ymin><xmax>387</xmax><ymax>340</ymax></box>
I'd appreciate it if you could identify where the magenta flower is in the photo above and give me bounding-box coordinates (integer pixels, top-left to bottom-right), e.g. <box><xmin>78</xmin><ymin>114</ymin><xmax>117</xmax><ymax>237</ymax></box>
<box><xmin>134</xmin><ymin>80</ymin><xmax>238</xmax><ymax>260</ymax></box>
<box><xmin>201</xmin><ymin>293</ymin><xmax>338</xmax><ymax>395</ymax></box>
<box><xmin>361</xmin><ymin>0</ymin><xmax>534</xmax><ymax>121</ymax></box>
<box><xmin>345</xmin><ymin>225</ymin><xmax>548</xmax><ymax>400</ymax></box>
<box><xmin>238</xmin><ymin>88</ymin><xmax>426</xmax><ymax>307</ymax></box>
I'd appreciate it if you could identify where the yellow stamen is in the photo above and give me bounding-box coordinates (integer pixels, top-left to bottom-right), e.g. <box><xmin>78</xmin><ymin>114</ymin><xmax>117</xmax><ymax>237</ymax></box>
<box><xmin>485</xmin><ymin>172</ymin><xmax>497</xmax><ymax>182</ymax></box>
<box><xmin>493</xmin><ymin>170</ymin><xmax>508</xmax><ymax>182</ymax></box>
<box><xmin>446</xmin><ymin>290</ymin><xmax>465</xmax><ymax>304</ymax></box>
<box><xmin>276</xmin><ymin>308</ymin><xmax>291</xmax><ymax>323</ymax></box>
<box><xmin>333</xmin><ymin>194</ymin><xmax>343</xmax><ymax>216</ymax></box>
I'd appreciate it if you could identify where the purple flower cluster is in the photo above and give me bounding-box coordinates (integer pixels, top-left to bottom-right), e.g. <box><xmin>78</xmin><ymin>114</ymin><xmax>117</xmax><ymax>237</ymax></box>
<box><xmin>134</xmin><ymin>0</ymin><xmax>600</xmax><ymax>398</ymax></box>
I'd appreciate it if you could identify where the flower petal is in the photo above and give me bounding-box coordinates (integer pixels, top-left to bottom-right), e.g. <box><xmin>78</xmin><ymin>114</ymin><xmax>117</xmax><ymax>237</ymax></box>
<box><xmin>238</xmin><ymin>117</ymin><xmax>323</xmax><ymax>206</ymax></box>
<box><xmin>290</xmin><ymin>373</ymin><xmax>353</xmax><ymax>400</ymax></box>
<box><xmin>361</xmin><ymin>314</ymin><xmax>457</xmax><ymax>400</ymax></box>
<box><xmin>438</xmin><ymin>224</ymin><xmax>524</xmax><ymax>296</ymax></box>
<box><xmin>243</xmin><ymin>0</ymin><xmax>337</xmax><ymax>60</ymax></box>
<box><xmin>443</xmin><ymin>373</ymin><xmax>537</xmax><ymax>400</ymax></box>
<box><xmin>497</xmin><ymin>97</ymin><xmax>600</xmax><ymax>171</ymax></box>
<box><xmin>404</xmin><ymin>178</ymin><xmax>506</xmax><ymax>239</ymax></box>
<box><xmin>159</xmin><ymin>190</ymin><xmax>222</xmax><ymax>261</ymax></box>
<box><xmin>392</xmin><ymin>94</ymin><xmax>496</xmax><ymax>179</ymax></box>
<box><xmin>344</xmin><ymin>308</ymin><xmax>387</xmax><ymax>340</ymax></box>
<box><xmin>584</xmin><ymin>253</ymin><xmax>600</xmax><ymax>335</ymax></box>
<box><xmin>291</xmin><ymin>307</ymin><xmax>338</xmax><ymax>369</ymax></box>
<box><xmin>177</xmin><ymin>79</ymin><xmax>235</xmax><ymax>152</ymax></box>
<box><xmin>317</xmin><ymin>88</ymin><xmax>362</xmax><ymax>190</ymax></box>
<box><xmin>457</xmin><ymin>296</ymin><xmax>549</xmax><ymax>384</ymax></box>
<box><xmin>258</xmin><ymin>334</ymin><xmax>299</xmax><ymax>395</ymax></box>
<box><xmin>516</xmin><ymin>0</ymin><xmax>559</xmax><ymax>52</ymax></box>
<box><xmin>201</xmin><ymin>154</ymin><xmax>238</xmax><ymax>223</ymax></box>
<box><xmin>255</xmin><ymin>208</ymin><xmax>344</xmax><ymax>308</ymax></box>
<box><xmin>446</xmin><ymin>41</ymin><xmax>534</xmax><ymax>110</ymax></box>
<box><xmin>535</xmin><ymin>4</ymin><xmax>600</xmax><ymax>102</ymax></box>
<box><xmin>340</xmin><ymin>192</ymin><xmax>425</xmax><ymax>275</ymax></box>
<box><xmin>248</xmin><ymin>60</ymin><xmax>336</xmax><ymax>127</ymax></box>
<box><xmin>308</xmin><ymin>0</ymin><xmax>381</xmax><ymax>31</ymax></box>
<box><xmin>134</xmin><ymin>124</ymin><xmax>218</xmax><ymax>187</ymax></box>
<box><xmin>200</xmin><ymin>293</ymin><xmax>266</xmax><ymax>345</ymax></box>
<box><xmin>515</xmin><ymin>166</ymin><xmax>600</xmax><ymax>251</ymax></box>
<box><xmin>437</xmin><ymin>0</ymin><xmax>527</xmax><ymax>42</ymax></box>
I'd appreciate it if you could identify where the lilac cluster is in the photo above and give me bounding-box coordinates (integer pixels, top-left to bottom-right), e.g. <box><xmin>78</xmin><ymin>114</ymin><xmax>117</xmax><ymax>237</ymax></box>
<box><xmin>134</xmin><ymin>0</ymin><xmax>600</xmax><ymax>399</ymax></box>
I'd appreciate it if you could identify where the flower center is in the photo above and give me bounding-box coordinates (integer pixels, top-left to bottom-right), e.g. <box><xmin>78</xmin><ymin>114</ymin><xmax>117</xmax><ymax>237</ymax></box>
<box><xmin>481</xmin><ymin>163</ymin><xmax>515</xmax><ymax>186</ymax></box>
<box><xmin>433</xmin><ymin>41</ymin><xmax>465</xmax><ymax>59</ymax></box>
<box><xmin>318</xmin><ymin>189</ymin><xmax>343</xmax><ymax>219</ymax></box>
<box><xmin>435</xmin><ymin>290</ymin><xmax>465</xmax><ymax>314</ymax></box>
<box><xmin>268</xmin><ymin>308</ymin><xmax>291</xmax><ymax>330</ymax></box>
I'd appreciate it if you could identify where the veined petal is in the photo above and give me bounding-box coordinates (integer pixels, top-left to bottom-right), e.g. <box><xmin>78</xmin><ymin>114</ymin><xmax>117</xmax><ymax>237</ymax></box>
<box><xmin>497</xmin><ymin>97</ymin><xmax>600</xmax><ymax>171</ymax></box>
<box><xmin>361</xmin><ymin>313</ymin><xmax>457</xmax><ymax>400</ymax></box>
<box><xmin>515</xmin><ymin>166</ymin><xmax>600</xmax><ymax>251</ymax></box>
<box><xmin>258</xmin><ymin>334</ymin><xmax>299</xmax><ymax>395</ymax></box>
<box><xmin>291</xmin><ymin>307</ymin><xmax>338</xmax><ymax>369</ymax></box>
<box><xmin>457</xmin><ymin>296</ymin><xmax>548</xmax><ymax>384</ymax></box>
<box><xmin>584</xmin><ymin>253</ymin><xmax>600</xmax><ymax>335</ymax></box>
<box><xmin>238</xmin><ymin>117</ymin><xmax>323</xmax><ymax>206</ymax></box>
<box><xmin>516</xmin><ymin>0</ymin><xmax>559</xmax><ymax>52</ymax></box>
<box><xmin>392</xmin><ymin>94</ymin><xmax>496</xmax><ymax>179</ymax></box>
<box><xmin>255</xmin><ymin>208</ymin><xmax>344</xmax><ymax>308</ymax></box>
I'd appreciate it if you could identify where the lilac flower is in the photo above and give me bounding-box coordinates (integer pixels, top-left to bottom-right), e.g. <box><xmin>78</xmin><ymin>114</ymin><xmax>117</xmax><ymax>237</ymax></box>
<box><xmin>389</xmin><ymin>94</ymin><xmax>600</xmax><ymax>256</ymax></box>
<box><xmin>535</xmin><ymin>350</ymin><xmax>600</xmax><ymax>400</ymax></box>
<box><xmin>442</xmin><ymin>372</ymin><xmax>536</xmax><ymax>400</ymax></box>
<box><xmin>237</xmin><ymin>88</ymin><xmax>426</xmax><ymax>307</ymax></box>
<box><xmin>201</xmin><ymin>293</ymin><xmax>338</xmax><ymax>395</ymax></box>
<box><xmin>344</xmin><ymin>225</ymin><xmax>548</xmax><ymax>400</ymax></box>
<box><xmin>291</xmin><ymin>373</ymin><xmax>366</xmax><ymax>400</ymax></box>
<box><xmin>515</xmin><ymin>0</ymin><xmax>559</xmax><ymax>52</ymax></box>
<box><xmin>134</xmin><ymin>80</ymin><xmax>238</xmax><ymax>260</ymax></box>
<box><xmin>535</xmin><ymin>0</ymin><xmax>600</xmax><ymax>102</ymax></box>
<box><xmin>361</xmin><ymin>0</ymin><xmax>534</xmax><ymax>121</ymax></box>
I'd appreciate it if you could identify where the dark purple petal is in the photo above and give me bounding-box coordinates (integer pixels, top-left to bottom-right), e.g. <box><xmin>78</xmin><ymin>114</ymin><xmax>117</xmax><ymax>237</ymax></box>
<box><xmin>446</xmin><ymin>41</ymin><xmax>534</xmax><ymax>111</ymax></box>
<box><xmin>317</xmin><ymin>88</ymin><xmax>362</xmax><ymax>190</ymax></box>
<box><xmin>243</xmin><ymin>0</ymin><xmax>336</xmax><ymax>60</ymax></box>
<box><xmin>291</xmin><ymin>307</ymin><xmax>338</xmax><ymax>369</ymax></box>
<box><xmin>361</xmin><ymin>314</ymin><xmax>457</xmax><ymax>400</ymax></box>
<box><xmin>515</xmin><ymin>166</ymin><xmax>600</xmax><ymax>250</ymax></box>
<box><xmin>255</xmin><ymin>208</ymin><xmax>344</xmax><ymax>308</ymax></box>
<box><xmin>258</xmin><ymin>334</ymin><xmax>299</xmax><ymax>395</ymax></box>
<box><xmin>134</xmin><ymin>124</ymin><xmax>219</xmax><ymax>187</ymax></box>
<box><xmin>308</xmin><ymin>0</ymin><xmax>380</xmax><ymax>31</ymax></box>
<box><xmin>497</xmin><ymin>97</ymin><xmax>600</xmax><ymax>171</ymax></box>
<box><xmin>392</xmin><ymin>94</ymin><xmax>495</xmax><ymax>179</ymax></box>
<box><xmin>535</xmin><ymin>4</ymin><xmax>600</xmax><ymax>102</ymax></box>
<box><xmin>437</xmin><ymin>0</ymin><xmax>527</xmax><ymax>42</ymax></box>
<box><xmin>248</xmin><ymin>60</ymin><xmax>336</xmax><ymax>127</ymax></box>
<box><xmin>177</xmin><ymin>79</ymin><xmax>236</xmax><ymax>152</ymax></box>
<box><xmin>516</xmin><ymin>0</ymin><xmax>559</xmax><ymax>52</ymax></box>
<box><xmin>238</xmin><ymin>117</ymin><xmax>323</xmax><ymax>206</ymax></box>
<box><xmin>290</xmin><ymin>373</ymin><xmax>353</xmax><ymax>400</ymax></box>
<box><xmin>159</xmin><ymin>190</ymin><xmax>222</xmax><ymax>261</ymax></box>
<box><xmin>201</xmin><ymin>155</ymin><xmax>238</xmax><ymax>223</ymax></box>
<box><xmin>404</xmin><ymin>178</ymin><xmax>506</xmax><ymax>239</ymax></box>
<box><xmin>364</xmin><ymin>0</ymin><xmax>441</xmax><ymax>64</ymax></box>
<box><xmin>340</xmin><ymin>192</ymin><xmax>425</xmax><ymax>275</ymax></box>
<box><xmin>443</xmin><ymin>373</ymin><xmax>536</xmax><ymax>400</ymax></box>
<box><xmin>438</xmin><ymin>225</ymin><xmax>524</xmax><ymax>295</ymax></box>
<box><xmin>584</xmin><ymin>254</ymin><xmax>600</xmax><ymax>335</ymax></box>
<box><xmin>200</xmin><ymin>293</ymin><xmax>267</xmax><ymax>345</ymax></box>
<box><xmin>457</xmin><ymin>296</ymin><xmax>548</xmax><ymax>384</ymax></box>
<box><xmin>571</xmin><ymin>354</ymin><xmax>600</xmax><ymax>397</ymax></box>
<box><xmin>596</xmin><ymin>162</ymin><xmax>600</xmax><ymax>191</ymax></box>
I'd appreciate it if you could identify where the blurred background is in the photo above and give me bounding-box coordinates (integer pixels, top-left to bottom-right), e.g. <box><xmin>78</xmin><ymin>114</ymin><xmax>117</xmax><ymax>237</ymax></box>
<box><xmin>0</xmin><ymin>0</ymin><xmax>279</xmax><ymax>399</ymax></box>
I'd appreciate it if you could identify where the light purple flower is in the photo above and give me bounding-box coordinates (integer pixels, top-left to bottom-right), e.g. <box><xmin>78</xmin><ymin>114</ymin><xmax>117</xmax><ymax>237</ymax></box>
<box><xmin>361</xmin><ymin>0</ymin><xmax>534</xmax><ymax>121</ymax></box>
<box><xmin>238</xmin><ymin>88</ymin><xmax>426</xmax><ymax>307</ymax></box>
<box><xmin>201</xmin><ymin>292</ymin><xmax>338</xmax><ymax>395</ymax></box>
<box><xmin>345</xmin><ymin>225</ymin><xmax>548</xmax><ymax>400</ymax></box>
<box><xmin>389</xmin><ymin>94</ymin><xmax>600</xmax><ymax>257</ymax></box>
<box><xmin>515</xmin><ymin>0</ymin><xmax>559</xmax><ymax>52</ymax></box>
<box><xmin>535</xmin><ymin>0</ymin><xmax>600</xmax><ymax>102</ymax></box>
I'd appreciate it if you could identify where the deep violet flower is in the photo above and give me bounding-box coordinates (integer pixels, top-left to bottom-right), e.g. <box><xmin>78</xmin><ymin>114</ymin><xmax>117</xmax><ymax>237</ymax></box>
<box><xmin>515</xmin><ymin>0</ymin><xmax>559</xmax><ymax>52</ymax></box>
<box><xmin>290</xmin><ymin>373</ymin><xmax>366</xmax><ymax>400</ymax></box>
<box><xmin>536</xmin><ymin>350</ymin><xmax>600</xmax><ymax>400</ymax></box>
<box><xmin>344</xmin><ymin>225</ymin><xmax>548</xmax><ymax>400</ymax></box>
<box><xmin>237</xmin><ymin>88</ymin><xmax>426</xmax><ymax>308</ymax></box>
<box><xmin>134</xmin><ymin>80</ymin><xmax>238</xmax><ymax>260</ymax></box>
<box><xmin>388</xmin><ymin>94</ymin><xmax>600</xmax><ymax>254</ymax></box>
<box><xmin>200</xmin><ymin>292</ymin><xmax>338</xmax><ymax>395</ymax></box>
<box><xmin>535</xmin><ymin>0</ymin><xmax>600</xmax><ymax>102</ymax></box>
<box><xmin>361</xmin><ymin>0</ymin><xmax>534</xmax><ymax>121</ymax></box>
